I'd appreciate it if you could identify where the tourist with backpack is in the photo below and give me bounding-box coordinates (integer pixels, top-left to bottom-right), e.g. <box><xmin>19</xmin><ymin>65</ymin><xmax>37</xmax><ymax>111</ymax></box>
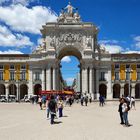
<box><xmin>48</xmin><ymin>95</ymin><xmax>57</xmax><ymax>124</ymax></box>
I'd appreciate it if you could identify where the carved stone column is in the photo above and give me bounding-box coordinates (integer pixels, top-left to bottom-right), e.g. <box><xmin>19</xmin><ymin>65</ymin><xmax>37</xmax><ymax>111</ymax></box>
<box><xmin>42</xmin><ymin>69</ymin><xmax>45</xmax><ymax>90</ymax></box>
<box><xmin>46</xmin><ymin>68</ymin><xmax>51</xmax><ymax>90</ymax></box>
<box><xmin>82</xmin><ymin>67</ymin><xmax>88</xmax><ymax>94</ymax></box>
<box><xmin>89</xmin><ymin>67</ymin><xmax>93</xmax><ymax>94</ymax></box>
<box><xmin>106</xmin><ymin>70</ymin><xmax>112</xmax><ymax>99</ymax></box>
<box><xmin>95</xmin><ymin>68</ymin><xmax>99</xmax><ymax>99</ymax></box>
<box><xmin>53</xmin><ymin>68</ymin><xmax>56</xmax><ymax>90</ymax></box>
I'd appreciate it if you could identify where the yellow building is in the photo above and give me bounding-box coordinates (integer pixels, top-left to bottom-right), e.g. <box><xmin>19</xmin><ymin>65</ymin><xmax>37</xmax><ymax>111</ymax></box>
<box><xmin>111</xmin><ymin>54</ymin><xmax>140</xmax><ymax>99</ymax></box>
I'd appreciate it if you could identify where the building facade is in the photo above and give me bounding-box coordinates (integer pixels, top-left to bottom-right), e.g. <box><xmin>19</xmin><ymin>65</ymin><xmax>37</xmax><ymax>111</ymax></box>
<box><xmin>0</xmin><ymin>3</ymin><xmax>140</xmax><ymax>100</ymax></box>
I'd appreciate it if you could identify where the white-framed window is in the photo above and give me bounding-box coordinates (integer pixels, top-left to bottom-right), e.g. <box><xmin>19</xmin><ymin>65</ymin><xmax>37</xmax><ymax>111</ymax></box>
<box><xmin>34</xmin><ymin>72</ymin><xmax>41</xmax><ymax>80</ymax></box>
<box><xmin>10</xmin><ymin>71</ymin><xmax>15</xmax><ymax>80</ymax></box>
<box><xmin>10</xmin><ymin>65</ymin><xmax>15</xmax><ymax>70</ymax></box>
<box><xmin>100</xmin><ymin>72</ymin><xmax>106</xmax><ymax>81</ymax></box>
<box><xmin>126</xmin><ymin>72</ymin><xmax>129</xmax><ymax>80</ymax></box>
<box><xmin>126</xmin><ymin>64</ymin><xmax>130</xmax><ymax>69</ymax></box>
<box><xmin>21</xmin><ymin>71</ymin><xmax>26</xmax><ymax>80</ymax></box>
<box><xmin>115</xmin><ymin>64</ymin><xmax>119</xmax><ymax>69</ymax></box>
<box><xmin>0</xmin><ymin>71</ymin><xmax>3</xmax><ymax>80</ymax></box>
<box><xmin>0</xmin><ymin>65</ymin><xmax>4</xmax><ymax>70</ymax></box>
<box><xmin>137</xmin><ymin>64</ymin><xmax>140</xmax><ymax>69</ymax></box>
<box><xmin>115</xmin><ymin>72</ymin><xmax>119</xmax><ymax>80</ymax></box>
<box><xmin>137</xmin><ymin>72</ymin><xmax>140</xmax><ymax>80</ymax></box>
<box><xmin>21</xmin><ymin>64</ymin><xmax>26</xmax><ymax>70</ymax></box>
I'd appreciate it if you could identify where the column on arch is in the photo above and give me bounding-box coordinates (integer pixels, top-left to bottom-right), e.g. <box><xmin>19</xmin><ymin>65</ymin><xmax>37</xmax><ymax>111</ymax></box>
<box><xmin>89</xmin><ymin>67</ymin><xmax>94</xmax><ymax>97</ymax></box>
<box><xmin>46</xmin><ymin>68</ymin><xmax>51</xmax><ymax>90</ymax></box>
<box><xmin>52</xmin><ymin>68</ymin><xmax>56</xmax><ymax>90</ymax></box>
<box><xmin>95</xmin><ymin>68</ymin><xmax>99</xmax><ymax>99</ymax></box>
<box><xmin>82</xmin><ymin>67</ymin><xmax>88</xmax><ymax>93</ymax></box>
<box><xmin>41</xmin><ymin>69</ymin><xmax>45</xmax><ymax>91</ymax></box>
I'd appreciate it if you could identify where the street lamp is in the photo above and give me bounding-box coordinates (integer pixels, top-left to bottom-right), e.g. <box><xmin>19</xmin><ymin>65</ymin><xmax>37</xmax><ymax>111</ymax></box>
<box><xmin>125</xmin><ymin>68</ymin><xmax>133</xmax><ymax>97</ymax></box>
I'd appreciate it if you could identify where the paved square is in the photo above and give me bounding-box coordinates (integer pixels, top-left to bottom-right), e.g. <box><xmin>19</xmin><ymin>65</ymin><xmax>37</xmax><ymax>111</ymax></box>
<box><xmin>0</xmin><ymin>102</ymin><xmax>140</xmax><ymax>140</ymax></box>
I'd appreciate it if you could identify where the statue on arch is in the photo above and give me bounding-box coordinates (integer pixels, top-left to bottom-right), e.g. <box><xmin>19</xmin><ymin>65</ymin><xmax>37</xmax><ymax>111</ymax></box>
<box><xmin>65</xmin><ymin>2</ymin><xmax>75</xmax><ymax>16</ymax></box>
<box><xmin>74</xmin><ymin>8</ymin><xmax>81</xmax><ymax>22</ymax></box>
<box><xmin>57</xmin><ymin>8</ymin><xmax>65</xmax><ymax>22</ymax></box>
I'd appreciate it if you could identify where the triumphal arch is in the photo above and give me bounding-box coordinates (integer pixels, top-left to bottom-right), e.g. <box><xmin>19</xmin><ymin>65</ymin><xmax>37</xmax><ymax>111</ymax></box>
<box><xmin>29</xmin><ymin>3</ymin><xmax>112</xmax><ymax>99</ymax></box>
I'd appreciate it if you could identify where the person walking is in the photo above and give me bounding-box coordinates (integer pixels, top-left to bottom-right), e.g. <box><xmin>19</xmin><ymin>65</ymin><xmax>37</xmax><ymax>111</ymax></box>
<box><xmin>80</xmin><ymin>95</ymin><xmax>84</xmax><ymax>106</ymax></box>
<box><xmin>118</xmin><ymin>98</ymin><xmax>124</xmax><ymax>125</ymax></box>
<box><xmin>58</xmin><ymin>97</ymin><xmax>64</xmax><ymax>117</ymax></box>
<box><xmin>130</xmin><ymin>96</ymin><xmax>136</xmax><ymax>110</ymax></box>
<box><xmin>89</xmin><ymin>95</ymin><xmax>92</xmax><ymax>103</ymax></box>
<box><xmin>38</xmin><ymin>96</ymin><xmax>42</xmax><ymax>110</ymax></box>
<box><xmin>99</xmin><ymin>95</ymin><xmax>104</xmax><ymax>106</ymax></box>
<box><xmin>84</xmin><ymin>94</ymin><xmax>88</xmax><ymax>106</ymax></box>
<box><xmin>48</xmin><ymin>95</ymin><xmax>57</xmax><ymax>124</ymax></box>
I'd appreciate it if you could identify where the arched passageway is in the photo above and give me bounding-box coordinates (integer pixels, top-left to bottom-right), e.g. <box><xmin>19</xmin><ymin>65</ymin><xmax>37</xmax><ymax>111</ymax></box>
<box><xmin>113</xmin><ymin>84</ymin><xmax>121</xmax><ymax>98</ymax></box>
<box><xmin>124</xmin><ymin>84</ymin><xmax>132</xmax><ymax>97</ymax></box>
<box><xmin>20</xmin><ymin>84</ymin><xmax>28</xmax><ymax>99</ymax></box>
<box><xmin>99</xmin><ymin>84</ymin><xmax>107</xmax><ymax>98</ymax></box>
<box><xmin>34</xmin><ymin>84</ymin><xmax>42</xmax><ymax>95</ymax></box>
<box><xmin>135</xmin><ymin>83</ymin><xmax>140</xmax><ymax>98</ymax></box>
<box><xmin>9</xmin><ymin>84</ymin><xmax>17</xmax><ymax>95</ymax></box>
<box><xmin>0</xmin><ymin>84</ymin><xmax>6</xmax><ymax>95</ymax></box>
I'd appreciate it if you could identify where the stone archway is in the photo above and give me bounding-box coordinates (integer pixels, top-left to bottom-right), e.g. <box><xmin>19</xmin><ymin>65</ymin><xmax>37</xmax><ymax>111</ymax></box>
<box><xmin>0</xmin><ymin>84</ymin><xmax>6</xmax><ymax>95</ymax></box>
<box><xmin>39</xmin><ymin>4</ymin><xmax>100</xmax><ymax>99</ymax></box>
<box><xmin>20</xmin><ymin>84</ymin><xmax>28</xmax><ymax>99</ymax></box>
<box><xmin>57</xmin><ymin>46</ymin><xmax>82</xmax><ymax>91</ymax></box>
<box><xmin>9</xmin><ymin>84</ymin><xmax>17</xmax><ymax>95</ymax></box>
<box><xmin>113</xmin><ymin>84</ymin><xmax>121</xmax><ymax>98</ymax></box>
<box><xmin>124</xmin><ymin>83</ymin><xmax>132</xmax><ymax>97</ymax></box>
<box><xmin>99</xmin><ymin>84</ymin><xmax>107</xmax><ymax>98</ymax></box>
<box><xmin>34</xmin><ymin>84</ymin><xmax>42</xmax><ymax>95</ymax></box>
<box><xmin>135</xmin><ymin>83</ymin><xmax>140</xmax><ymax>98</ymax></box>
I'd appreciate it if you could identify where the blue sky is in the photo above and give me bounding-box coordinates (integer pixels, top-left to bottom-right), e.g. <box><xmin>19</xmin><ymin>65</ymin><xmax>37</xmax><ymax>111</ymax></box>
<box><xmin>0</xmin><ymin>0</ymin><xmax>140</xmax><ymax>85</ymax></box>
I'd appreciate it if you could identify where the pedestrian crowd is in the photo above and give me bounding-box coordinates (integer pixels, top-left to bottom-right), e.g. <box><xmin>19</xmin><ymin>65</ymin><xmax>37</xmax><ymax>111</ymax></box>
<box><xmin>30</xmin><ymin>93</ymin><xmax>136</xmax><ymax>127</ymax></box>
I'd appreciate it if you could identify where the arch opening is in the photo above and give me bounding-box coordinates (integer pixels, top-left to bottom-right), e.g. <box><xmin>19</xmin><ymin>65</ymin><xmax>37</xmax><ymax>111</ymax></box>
<box><xmin>0</xmin><ymin>84</ymin><xmax>6</xmax><ymax>95</ymax></box>
<box><xmin>34</xmin><ymin>84</ymin><xmax>42</xmax><ymax>95</ymax></box>
<box><xmin>20</xmin><ymin>84</ymin><xmax>28</xmax><ymax>99</ymax></box>
<box><xmin>113</xmin><ymin>84</ymin><xmax>121</xmax><ymax>98</ymax></box>
<box><xmin>9</xmin><ymin>84</ymin><xmax>17</xmax><ymax>96</ymax></box>
<box><xmin>135</xmin><ymin>83</ymin><xmax>140</xmax><ymax>98</ymax></box>
<box><xmin>99</xmin><ymin>84</ymin><xmax>107</xmax><ymax>98</ymax></box>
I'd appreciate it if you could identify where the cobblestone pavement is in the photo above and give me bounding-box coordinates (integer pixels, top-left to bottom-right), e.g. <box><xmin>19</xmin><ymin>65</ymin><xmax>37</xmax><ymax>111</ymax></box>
<box><xmin>0</xmin><ymin>101</ymin><xmax>140</xmax><ymax>140</ymax></box>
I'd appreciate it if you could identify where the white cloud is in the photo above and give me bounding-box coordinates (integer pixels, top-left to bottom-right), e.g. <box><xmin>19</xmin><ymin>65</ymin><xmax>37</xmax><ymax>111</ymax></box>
<box><xmin>100</xmin><ymin>44</ymin><xmax>123</xmax><ymax>54</ymax></box>
<box><xmin>134</xmin><ymin>36</ymin><xmax>140</xmax><ymax>42</ymax></box>
<box><xmin>124</xmin><ymin>51</ymin><xmax>140</xmax><ymax>54</ymax></box>
<box><xmin>61</xmin><ymin>56</ymin><xmax>71</xmax><ymax>63</ymax></box>
<box><xmin>0</xmin><ymin>49</ymin><xmax>23</xmax><ymax>54</ymax></box>
<box><xmin>133</xmin><ymin>36</ymin><xmax>140</xmax><ymax>48</ymax></box>
<box><xmin>99</xmin><ymin>40</ymin><xmax>119</xmax><ymax>44</ymax></box>
<box><xmin>99</xmin><ymin>39</ymin><xmax>124</xmax><ymax>53</ymax></box>
<box><xmin>66</xmin><ymin>78</ymin><xmax>74</xmax><ymax>83</ymax></box>
<box><xmin>0</xmin><ymin>25</ymin><xmax>33</xmax><ymax>47</ymax></box>
<box><xmin>0</xmin><ymin>0</ymin><xmax>35</xmax><ymax>6</ymax></box>
<box><xmin>0</xmin><ymin>4</ymin><xmax>57</xmax><ymax>34</ymax></box>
